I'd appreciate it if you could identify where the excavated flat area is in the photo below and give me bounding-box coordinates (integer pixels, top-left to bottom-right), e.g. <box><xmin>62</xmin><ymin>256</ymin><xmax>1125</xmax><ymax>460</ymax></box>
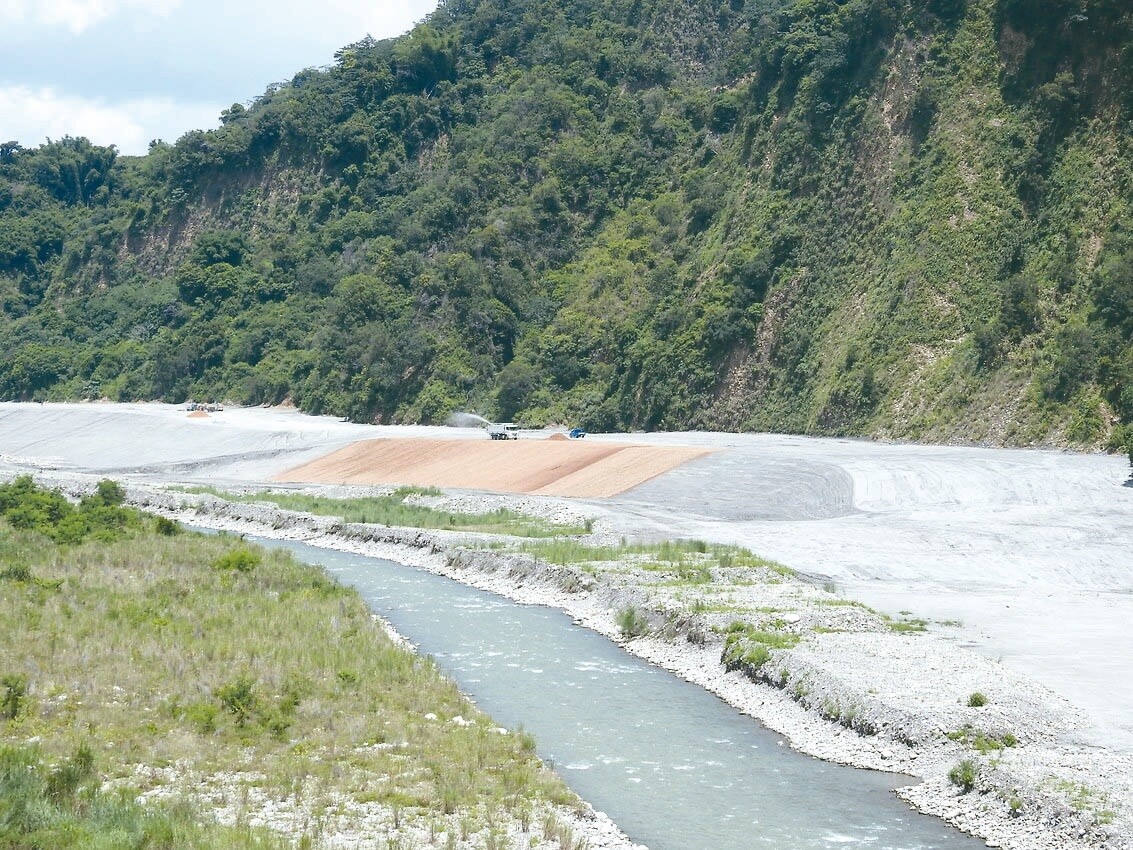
<box><xmin>274</xmin><ymin>437</ymin><xmax>712</xmax><ymax>498</ymax></box>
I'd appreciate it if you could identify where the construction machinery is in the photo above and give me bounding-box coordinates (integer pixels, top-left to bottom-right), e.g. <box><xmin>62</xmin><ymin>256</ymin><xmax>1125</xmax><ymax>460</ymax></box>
<box><xmin>486</xmin><ymin>422</ymin><xmax>519</xmax><ymax>440</ymax></box>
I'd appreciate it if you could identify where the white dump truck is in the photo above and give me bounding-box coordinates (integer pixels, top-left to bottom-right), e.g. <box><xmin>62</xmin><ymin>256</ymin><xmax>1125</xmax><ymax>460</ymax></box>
<box><xmin>486</xmin><ymin>422</ymin><xmax>519</xmax><ymax>440</ymax></box>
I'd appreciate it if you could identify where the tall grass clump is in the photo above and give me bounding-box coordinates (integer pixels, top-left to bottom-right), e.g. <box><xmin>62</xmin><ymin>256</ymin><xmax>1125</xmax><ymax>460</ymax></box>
<box><xmin>615</xmin><ymin>606</ymin><xmax>650</xmax><ymax>638</ymax></box>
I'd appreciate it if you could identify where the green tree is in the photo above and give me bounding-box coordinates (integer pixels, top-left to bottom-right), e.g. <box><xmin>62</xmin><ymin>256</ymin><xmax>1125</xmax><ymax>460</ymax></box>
<box><xmin>497</xmin><ymin>359</ymin><xmax>538</xmax><ymax>419</ymax></box>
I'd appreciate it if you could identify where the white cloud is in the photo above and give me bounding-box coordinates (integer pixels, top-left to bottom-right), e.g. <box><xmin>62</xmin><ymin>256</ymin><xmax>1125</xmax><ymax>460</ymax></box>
<box><xmin>0</xmin><ymin>1</ymin><xmax>439</xmax><ymax>152</ymax></box>
<box><xmin>0</xmin><ymin>84</ymin><xmax>219</xmax><ymax>154</ymax></box>
<box><xmin>323</xmin><ymin>0</ymin><xmax>436</xmax><ymax>37</ymax></box>
<box><xmin>0</xmin><ymin>0</ymin><xmax>180</xmax><ymax>34</ymax></box>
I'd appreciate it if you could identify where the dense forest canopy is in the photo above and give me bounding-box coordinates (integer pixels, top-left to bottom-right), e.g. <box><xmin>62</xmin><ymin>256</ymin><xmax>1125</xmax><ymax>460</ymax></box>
<box><xmin>1</xmin><ymin>0</ymin><xmax>1131</xmax><ymax>449</ymax></box>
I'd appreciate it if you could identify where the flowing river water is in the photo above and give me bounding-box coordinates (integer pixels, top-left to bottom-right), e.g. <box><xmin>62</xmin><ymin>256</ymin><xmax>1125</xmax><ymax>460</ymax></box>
<box><xmin>253</xmin><ymin>536</ymin><xmax>989</xmax><ymax>850</ymax></box>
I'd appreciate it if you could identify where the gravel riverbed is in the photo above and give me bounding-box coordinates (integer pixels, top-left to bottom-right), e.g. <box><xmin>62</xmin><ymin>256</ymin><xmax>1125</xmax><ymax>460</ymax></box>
<box><xmin>91</xmin><ymin>478</ymin><xmax>1133</xmax><ymax>850</ymax></box>
<box><xmin>3</xmin><ymin>402</ymin><xmax>1130</xmax><ymax>850</ymax></box>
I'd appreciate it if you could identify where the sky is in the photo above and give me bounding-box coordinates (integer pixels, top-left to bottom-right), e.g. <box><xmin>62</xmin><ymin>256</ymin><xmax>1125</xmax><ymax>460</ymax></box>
<box><xmin>0</xmin><ymin>0</ymin><xmax>440</xmax><ymax>156</ymax></box>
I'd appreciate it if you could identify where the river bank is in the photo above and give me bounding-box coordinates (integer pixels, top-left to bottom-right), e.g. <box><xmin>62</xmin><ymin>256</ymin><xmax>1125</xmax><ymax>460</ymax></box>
<box><xmin>1</xmin><ymin>469</ymin><xmax>646</xmax><ymax>850</ymax></box>
<box><xmin>84</xmin><ymin>476</ymin><xmax>1130</xmax><ymax>850</ymax></box>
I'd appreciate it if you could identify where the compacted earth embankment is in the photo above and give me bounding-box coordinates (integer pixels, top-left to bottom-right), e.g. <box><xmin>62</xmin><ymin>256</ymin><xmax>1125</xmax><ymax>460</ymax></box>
<box><xmin>72</xmin><ymin>477</ymin><xmax>1132</xmax><ymax>850</ymax></box>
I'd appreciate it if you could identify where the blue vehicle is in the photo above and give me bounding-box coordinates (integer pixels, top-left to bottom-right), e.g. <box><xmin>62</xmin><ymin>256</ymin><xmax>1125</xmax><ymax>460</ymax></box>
<box><xmin>568</xmin><ymin>427</ymin><xmax>587</xmax><ymax>439</ymax></box>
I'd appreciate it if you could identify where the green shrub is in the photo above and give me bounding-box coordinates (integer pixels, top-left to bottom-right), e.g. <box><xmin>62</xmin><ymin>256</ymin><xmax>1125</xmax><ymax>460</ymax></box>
<box><xmin>261</xmin><ymin>710</ymin><xmax>292</xmax><ymax>742</ymax></box>
<box><xmin>91</xmin><ymin>479</ymin><xmax>126</xmax><ymax>507</ymax></box>
<box><xmin>216</xmin><ymin>676</ymin><xmax>259</xmax><ymax>727</ymax></box>
<box><xmin>949</xmin><ymin>759</ymin><xmax>978</xmax><ymax>792</ymax></box>
<box><xmin>0</xmin><ymin>476</ymin><xmax>139</xmax><ymax>544</ymax></box>
<box><xmin>184</xmin><ymin>700</ymin><xmax>220</xmax><ymax>734</ymax></box>
<box><xmin>615</xmin><ymin>606</ymin><xmax>650</xmax><ymax>638</ymax></box>
<box><xmin>999</xmin><ymin>273</ymin><xmax>1041</xmax><ymax>341</ymax></box>
<box><xmin>0</xmin><ymin>475</ymin><xmax>36</xmax><ymax>512</ymax></box>
<box><xmin>45</xmin><ymin>742</ymin><xmax>95</xmax><ymax>801</ymax></box>
<box><xmin>0</xmin><ymin>563</ymin><xmax>33</xmax><ymax>582</ymax></box>
<box><xmin>2</xmin><ymin>673</ymin><xmax>28</xmax><ymax>719</ymax></box>
<box><xmin>968</xmin><ymin>691</ymin><xmax>988</xmax><ymax>707</ymax></box>
<box><xmin>4</xmin><ymin>490</ymin><xmax>71</xmax><ymax>532</ymax></box>
<box><xmin>1040</xmin><ymin>323</ymin><xmax>1098</xmax><ymax>402</ymax></box>
<box><xmin>212</xmin><ymin>547</ymin><xmax>260</xmax><ymax>573</ymax></box>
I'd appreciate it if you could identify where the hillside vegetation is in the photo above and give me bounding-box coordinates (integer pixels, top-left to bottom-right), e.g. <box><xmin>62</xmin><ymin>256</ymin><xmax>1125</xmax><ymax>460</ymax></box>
<box><xmin>1</xmin><ymin>0</ymin><xmax>1131</xmax><ymax>449</ymax></box>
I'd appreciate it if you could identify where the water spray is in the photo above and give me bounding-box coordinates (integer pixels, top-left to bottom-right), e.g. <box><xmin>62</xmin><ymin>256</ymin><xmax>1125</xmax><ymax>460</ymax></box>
<box><xmin>446</xmin><ymin>411</ymin><xmax>493</xmax><ymax>428</ymax></box>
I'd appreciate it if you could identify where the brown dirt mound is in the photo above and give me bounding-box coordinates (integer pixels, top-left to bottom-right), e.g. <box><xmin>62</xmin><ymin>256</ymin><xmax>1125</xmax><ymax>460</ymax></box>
<box><xmin>547</xmin><ymin>432</ymin><xmax>569</xmax><ymax>441</ymax></box>
<box><xmin>274</xmin><ymin>437</ymin><xmax>711</xmax><ymax>498</ymax></box>
<box><xmin>187</xmin><ymin>411</ymin><xmax>210</xmax><ymax>419</ymax></box>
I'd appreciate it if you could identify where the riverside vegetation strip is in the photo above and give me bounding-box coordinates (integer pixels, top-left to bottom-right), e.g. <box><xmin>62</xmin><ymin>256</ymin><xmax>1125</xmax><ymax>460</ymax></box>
<box><xmin>0</xmin><ymin>477</ymin><xmax>621</xmax><ymax>850</ymax></box>
<box><xmin>122</xmin><ymin>480</ymin><xmax>1131</xmax><ymax>850</ymax></box>
<box><xmin>174</xmin><ymin>485</ymin><xmax>594</xmax><ymax>537</ymax></box>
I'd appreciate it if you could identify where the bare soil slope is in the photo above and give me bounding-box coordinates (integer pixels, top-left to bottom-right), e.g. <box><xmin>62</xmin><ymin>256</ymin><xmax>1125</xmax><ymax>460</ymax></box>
<box><xmin>274</xmin><ymin>438</ymin><xmax>712</xmax><ymax>498</ymax></box>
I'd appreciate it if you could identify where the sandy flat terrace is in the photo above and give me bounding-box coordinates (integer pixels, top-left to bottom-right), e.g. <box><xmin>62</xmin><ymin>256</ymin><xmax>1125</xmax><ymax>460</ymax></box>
<box><xmin>274</xmin><ymin>437</ymin><xmax>713</xmax><ymax>498</ymax></box>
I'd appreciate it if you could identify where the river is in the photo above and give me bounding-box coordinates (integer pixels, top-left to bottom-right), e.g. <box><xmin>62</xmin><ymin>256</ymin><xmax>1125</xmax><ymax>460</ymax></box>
<box><xmin>255</xmin><ymin>536</ymin><xmax>990</xmax><ymax>850</ymax></box>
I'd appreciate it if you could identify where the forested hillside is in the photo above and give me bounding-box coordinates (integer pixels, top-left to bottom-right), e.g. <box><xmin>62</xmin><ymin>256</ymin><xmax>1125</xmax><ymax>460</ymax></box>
<box><xmin>1</xmin><ymin>0</ymin><xmax>1131</xmax><ymax>449</ymax></box>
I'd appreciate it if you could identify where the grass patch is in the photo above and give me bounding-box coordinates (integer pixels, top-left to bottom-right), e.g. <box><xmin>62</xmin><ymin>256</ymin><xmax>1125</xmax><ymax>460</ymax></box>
<box><xmin>520</xmin><ymin>538</ymin><xmax>792</xmax><ymax>578</ymax></box>
<box><xmin>689</xmin><ymin>599</ymin><xmax>745</xmax><ymax>615</ymax></box>
<box><xmin>2</xmin><ymin>480</ymin><xmax>576</xmax><ymax>843</ymax></box>
<box><xmin>816</xmin><ymin>598</ymin><xmax>872</xmax><ymax>609</ymax></box>
<box><xmin>177</xmin><ymin>485</ymin><xmax>590</xmax><ymax>537</ymax></box>
<box><xmin>0</xmin><ymin>742</ymin><xmax>287</xmax><ymax>848</ymax></box>
<box><xmin>947</xmin><ymin>724</ymin><xmax>1018</xmax><ymax>752</ymax></box>
<box><xmin>519</xmin><ymin>539</ymin><xmax>626</xmax><ymax>565</ymax></box>
<box><xmin>886</xmin><ymin>615</ymin><xmax>929</xmax><ymax>633</ymax></box>
<box><xmin>1044</xmin><ymin>778</ymin><xmax>1117</xmax><ymax>824</ymax></box>
<box><xmin>721</xmin><ymin>621</ymin><xmax>801</xmax><ymax>671</ymax></box>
